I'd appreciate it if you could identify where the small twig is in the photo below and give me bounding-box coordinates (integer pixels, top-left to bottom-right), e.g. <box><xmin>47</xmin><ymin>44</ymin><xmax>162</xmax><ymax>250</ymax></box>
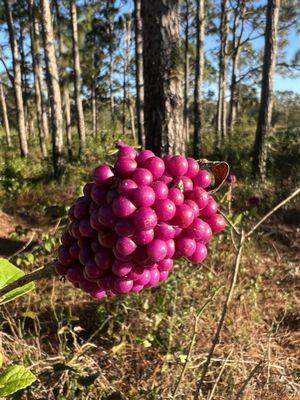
<box><xmin>245</xmin><ymin>187</ymin><xmax>300</xmax><ymax>239</ymax></box>
<box><xmin>0</xmin><ymin>263</ymin><xmax>56</xmax><ymax>301</ymax></box>
<box><xmin>172</xmin><ymin>287</ymin><xmax>222</xmax><ymax>399</ymax></box>
<box><xmin>194</xmin><ymin>231</ymin><xmax>245</xmax><ymax>399</ymax></box>
<box><xmin>234</xmin><ymin>360</ymin><xmax>264</xmax><ymax>400</ymax></box>
<box><xmin>8</xmin><ymin>232</ymin><xmax>36</xmax><ymax>260</ymax></box>
<box><xmin>219</xmin><ymin>209</ymin><xmax>240</xmax><ymax>236</ymax></box>
<box><xmin>207</xmin><ymin>350</ymin><xmax>233</xmax><ymax>400</ymax></box>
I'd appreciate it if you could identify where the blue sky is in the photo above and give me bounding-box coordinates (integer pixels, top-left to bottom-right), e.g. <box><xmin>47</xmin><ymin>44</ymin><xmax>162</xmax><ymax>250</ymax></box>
<box><xmin>0</xmin><ymin>0</ymin><xmax>299</xmax><ymax>94</ymax></box>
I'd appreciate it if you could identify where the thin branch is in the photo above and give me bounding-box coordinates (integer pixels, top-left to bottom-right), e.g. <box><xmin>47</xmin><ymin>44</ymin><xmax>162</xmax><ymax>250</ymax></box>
<box><xmin>8</xmin><ymin>232</ymin><xmax>36</xmax><ymax>260</ymax></box>
<box><xmin>245</xmin><ymin>187</ymin><xmax>300</xmax><ymax>238</ymax></box>
<box><xmin>0</xmin><ymin>263</ymin><xmax>56</xmax><ymax>301</ymax></box>
<box><xmin>219</xmin><ymin>209</ymin><xmax>241</xmax><ymax>236</ymax></box>
<box><xmin>194</xmin><ymin>231</ymin><xmax>245</xmax><ymax>399</ymax></box>
<box><xmin>234</xmin><ymin>360</ymin><xmax>264</xmax><ymax>399</ymax></box>
<box><xmin>172</xmin><ymin>287</ymin><xmax>223</xmax><ymax>399</ymax></box>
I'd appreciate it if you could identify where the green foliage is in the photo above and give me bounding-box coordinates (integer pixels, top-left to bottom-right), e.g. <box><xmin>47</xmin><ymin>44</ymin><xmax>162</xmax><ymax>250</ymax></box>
<box><xmin>0</xmin><ymin>364</ymin><xmax>36</xmax><ymax>397</ymax></box>
<box><xmin>0</xmin><ymin>258</ymin><xmax>35</xmax><ymax>305</ymax></box>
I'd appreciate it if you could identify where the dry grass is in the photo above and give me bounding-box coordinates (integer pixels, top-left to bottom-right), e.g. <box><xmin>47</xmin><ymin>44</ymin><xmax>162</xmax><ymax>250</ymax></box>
<box><xmin>1</xmin><ymin>207</ymin><xmax>299</xmax><ymax>400</ymax></box>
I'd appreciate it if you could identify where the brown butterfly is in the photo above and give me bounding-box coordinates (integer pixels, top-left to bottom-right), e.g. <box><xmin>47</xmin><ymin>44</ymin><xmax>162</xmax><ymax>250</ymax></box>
<box><xmin>199</xmin><ymin>159</ymin><xmax>230</xmax><ymax>193</ymax></box>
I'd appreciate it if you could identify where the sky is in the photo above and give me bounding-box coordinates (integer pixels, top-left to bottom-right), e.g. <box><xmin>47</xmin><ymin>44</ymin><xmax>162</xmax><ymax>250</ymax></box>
<box><xmin>0</xmin><ymin>0</ymin><xmax>299</xmax><ymax>95</ymax></box>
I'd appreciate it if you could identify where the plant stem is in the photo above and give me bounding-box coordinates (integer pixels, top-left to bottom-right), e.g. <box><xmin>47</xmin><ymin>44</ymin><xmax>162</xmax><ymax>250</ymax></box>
<box><xmin>194</xmin><ymin>231</ymin><xmax>245</xmax><ymax>399</ymax></box>
<box><xmin>0</xmin><ymin>263</ymin><xmax>56</xmax><ymax>300</ymax></box>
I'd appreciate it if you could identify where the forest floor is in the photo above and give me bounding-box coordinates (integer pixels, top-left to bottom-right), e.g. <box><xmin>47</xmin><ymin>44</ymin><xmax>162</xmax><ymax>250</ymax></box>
<box><xmin>0</xmin><ymin>160</ymin><xmax>299</xmax><ymax>400</ymax></box>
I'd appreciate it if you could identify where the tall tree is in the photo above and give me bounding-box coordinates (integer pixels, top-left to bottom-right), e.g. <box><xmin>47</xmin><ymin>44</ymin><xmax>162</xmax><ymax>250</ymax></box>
<box><xmin>142</xmin><ymin>0</ymin><xmax>185</xmax><ymax>155</ymax></box>
<box><xmin>228</xmin><ymin>0</ymin><xmax>246</xmax><ymax>134</ymax></box>
<box><xmin>253</xmin><ymin>0</ymin><xmax>281</xmax><ymax>180</ymax></box>
<box><xmin>121</xmin><ymin>15</ymin><xmax>131</xmax><ymax>136</ymax></box>
<box><xmin>0</xmin><ymin>75</ymin><xmax>11</xmax><ymax>148</ymax></box>
<box><xmin>183</xmin><ymin>0</ymin><xmax>190</xmax><ymax>144</ymax></box>
<box><xmin>28</xmin><ymin>0</ymin><xmax>48</xmax><ymax>158</ymax></box>
<box><xmin>3</xmin><ymin>0</ymin><xmax>28</xmax><ymax>157</ymax></box>
<box><xmin>70</xmin><ymin>0</ymin><xmax>86</xmax><ymax>160</ymax></box>
<box><xmin>193</xmin><ymin>0</ymin><xmax>205</xmax><ymax>159</ymax></box>
<box><xmin>134</xmin><ymin>0</ymin><xmax>145</xmax><ymax>147</ymax></box>
<box><xmin>216</xmin><ymin>0</ymin><xmax>229</xmax><ymax>146</ymax></box>
<box><xmin>41</xmin><ymin>0</ymin><xmax>65</xmax><ymax>179</ymax></box>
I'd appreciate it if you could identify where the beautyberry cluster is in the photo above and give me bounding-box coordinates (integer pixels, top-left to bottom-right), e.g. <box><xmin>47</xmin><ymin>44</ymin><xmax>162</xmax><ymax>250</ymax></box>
<box><xmin>56</xmin><ymin>143</ymin><xmax>226</xmax><ymax>299</ymax></box>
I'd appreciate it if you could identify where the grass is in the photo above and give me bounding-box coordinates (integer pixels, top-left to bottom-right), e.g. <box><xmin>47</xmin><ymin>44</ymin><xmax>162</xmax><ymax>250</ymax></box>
<box><xmin>0</xmin><ymin>133</ymin><xmax>299</xmax><ymax>399</ymax></box>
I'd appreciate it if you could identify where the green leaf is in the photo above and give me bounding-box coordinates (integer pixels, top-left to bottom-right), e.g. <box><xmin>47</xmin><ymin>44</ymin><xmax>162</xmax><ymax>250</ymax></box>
<box><xmin>0</xmin><ymin>365</ymin><xmax>36</xmax><ymax>396</ymax></box>
<box><xmin>233</xmin><ymin>213</ymin><xmax>243</xmax><ymax>226</ymax></box>
<box><xmin>44</xmin><ymin>242</ymin><xmax>52</xmax><ymax>253</ymax></box>
<box><xmin>0</xmin><ymin>258</ymin><xmax>35</xmax><ymax>305</ymax></box>
<box><xmin>0</xmin><ymin>353</ymin><xmax>3</xmax><ymax>369</ymax></box>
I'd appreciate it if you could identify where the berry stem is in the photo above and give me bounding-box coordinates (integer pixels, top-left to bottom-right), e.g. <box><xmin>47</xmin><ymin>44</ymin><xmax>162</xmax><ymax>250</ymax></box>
<box><xmin>0</xmin><ymin>263</ymin><xmax>56</xmax><ymax>300</ymax></box>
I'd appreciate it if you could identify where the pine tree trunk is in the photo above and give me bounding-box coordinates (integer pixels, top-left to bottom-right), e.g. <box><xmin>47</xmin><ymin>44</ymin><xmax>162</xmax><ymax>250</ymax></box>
<box><xmin>41</xmin><ymin>0</ymin><xmax>65</xmax><ymax>180</ymax></box>
<box><xmin>142</xmin><ymin>0</ymin><xmax>184</xmax><ymax>156</ymax></box>
<box><xmin>134</xmin><ymin>0</ymin><xmax>145</xmax><ymax>147</ymax></box>
<box><xmin>109</xmin><ymin>56</ymin><xmax>115</xmax><ymax>122</ymax></box>
<box><xmin>19</xmin><ymin>18</ymin><xmax>30</xmax><ymax>139</ymax></box>
<box><xmin>216</xmin><ymin>0</ymin><xmax>229</xmax><ymax>147</ymax></box>
<box><xmin>193</xmin><ymin>0</ymin><xmax>205</xmax><ymax>159</ymax></box>
<box><xmin>28</xmin><ymin>0</ymin><xmax>47</xmax><ymax>158</ymax></box>
<box><xmin>70</xmin><ymin>0</ymin><xmax>86</xmax><ymax>160</ymax></box>
<box><xmin>0</xmin><ymin>75</ymin><xmax>12</xmax><ymax>148</ymax></box>
<box><xmin>4</xmin><ymin>0</ymin><xmax>28</xmax><ymax>157</ymax></box>
<box><xmin>184</xmin><ymin>0</ymin><xmax>190</xmax><ymax>144</ymax></box>
<box><xmin>91</xmin><ymin>78</ymin><xmax>97</xmax><ymax>138</ymax></box>
<box><xmin>122</xmin><ymin>19</ymin><xmax>131</xmax><ymax>136</ymax></box>
<box><xmin>62</xmin><ymin>85</ymin><xmax>72</xmax><ymax>159</ymax></box>
<box><xmin>33</xmin><ymin>6</ymin><xmax>50</xmax><ymax>141</ymax></box>
<box><xmin>228</xmin><ymin>0</ymin><xmax>246</xmax><ymax>134</ymax></box>
<box><xmin>253</xmin><ymin>0</ymin><xmax>280</xmax><ymax>180</ymax></box>
<box><xmin>128</xmin><ymin>95</ymin><xmax>137</xmax><ymax>145</ymax></box>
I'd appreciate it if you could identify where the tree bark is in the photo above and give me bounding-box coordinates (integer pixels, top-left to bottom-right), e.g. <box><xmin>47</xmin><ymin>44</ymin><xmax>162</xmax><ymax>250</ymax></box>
<box><xmin>91</xmin><ymin>77</ymin><xmax>97</xmax><ymax>138</ymax></box>
<box><xmin>28</xmin><ymin>0</ymin><xmax>48</xmax><ymax>158</ymax></box>
<box><xmin>184</xmin><ymin>0</ymin><xmax>190</xmax><ymax>144</ymax></box>
<box><xmin>253</xmin><ymin>0</ymin><xmax>280</xmax><ymax>180</ymax></box>
<box><xmin>0</xmin><ymin>75</ymin><xmax>12</xmax><ymax>148</ymax></box>
<box><xmin>19</xmin><ymin>18</ymin><xmax>30</xmax><ymax>139</ymax></box>
<box><xmin>134</xmin><ymin>0</ymin><xmax>145</xmax><ymax>147</ymax></box>
<box><xmin>216</xmin><ymin>0</ymin><xmax>229</xmax><ymax>147</ymax></box>
<box><xmin>193</xmin><ymin>0</ymin><xmax>205</xmax><ymax>159</ymax></box>
<box><xmin>122</xmin><ymin>18</ymin><xmax>131</xmax><ymax>136</ymax></box>
<box><xmin>62</xmin><ymin>84</ymin><xmax>72</xmax><ymax>159</ymax></box>
<box><xmin>70</xmin><ymin>0</ymin><xmax>86</xmax><ymax>160</ymax></box>
<box><xmin>41</xmin><ymin>0</ymin><xmax>65</xmax><ymax>180</ymax></box>
<box><xmin>142</xmin><ymin>0</ymin><xmax>185</xmax><ymax>156</ymax></box>
<box><xmin>228</xmin><ymin>0</ymin><xmax>246</xmax><ymax>134</ymax></box>
<box><xmin>3</xmin><ymin>0</ymin><xmax>28</xmax><ymax>157</ymax></box>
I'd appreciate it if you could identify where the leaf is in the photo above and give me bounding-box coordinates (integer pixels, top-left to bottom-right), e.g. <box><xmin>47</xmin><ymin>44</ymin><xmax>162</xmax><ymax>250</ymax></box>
<box><xmin>0</xmin><ymin>258</ymin><xmax>35</xmax><ymax>305</ymax></box>
<box><xmin>0</xmin><ymin>365</ymin><xmax>36</xmax><ymax>397</ymax></box>
<box><xmin>111</xmin><ymin>342</ymin><xmax>126</xmax><ymax>354</ymax></box>
<box><xmin>25</xmin><ymin>254</ymin><xmax>34</xmax><ymax>264</ymax></box>
<box><xmin>233</xmin><ymin>213</ymin><xmax>243</xmax><ymax>226</ymax></box>
<box><xmin>21</xmin><ymin>311</ymin><xmax>37</xmax><ymax>320</ymax></box>
<box><xmin>44</xmin><ymin>242</ymin><xmax>52</xmax><ymax>253</ymax></box>
<box><xmin>0</xmin><ymin>353</ymin><xmax>3</xmax><ymax>369</ymax></box>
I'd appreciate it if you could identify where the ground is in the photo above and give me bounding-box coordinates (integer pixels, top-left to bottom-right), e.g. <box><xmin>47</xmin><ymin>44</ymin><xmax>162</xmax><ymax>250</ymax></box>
<box><xmin>0</xmin><ymin>169</ymin><xmax>299</xmax><ymax>399</ymax></box>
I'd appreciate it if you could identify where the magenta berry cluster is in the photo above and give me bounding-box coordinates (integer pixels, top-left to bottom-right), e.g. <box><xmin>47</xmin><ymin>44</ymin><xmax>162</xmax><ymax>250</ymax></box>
<box><xmin>56</xmin><ymin>143</ymin><xmax>226</xmax><ymax>299</ymax></box>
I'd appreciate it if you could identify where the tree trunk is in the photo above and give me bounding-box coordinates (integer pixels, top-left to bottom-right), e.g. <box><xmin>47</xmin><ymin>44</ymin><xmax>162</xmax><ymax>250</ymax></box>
<box><xmin>228</xmin><ymin>0</ymin><xmax>246</xmax><ymax>134</ymax></box>
<box><xmin>216</xmin><ymin>0</ymin><xmax>229</xmax><ymax>147</ymax></box>
<box><xmin>0</xmin><ymin>75</ymin><xmax>12</xmax><ymax>148</ymax></box>
<box><xmin>91</xmin><ymin>77</ymin><xmax>97</xmax><ymax>137</ymax></box>
<box><xmin>134</xmin><ymin>0</ymin><xmax>145</xmax><ymax>147</ymax></box>
<box><xmin>122</xmin><ymin>18</ymin><xmax>131</xmax><ymax>136</ymax></box>
<box><xmin>253</xmin><ymin>0</ymin><xmax>280</xmax><ymax>180</ymax></box>
<box><xmin>19</xmin><ymin>19</ymin><xmax>31</xmax><ymax>139</ymax></box>
<box><xmin>109</xmin><ymin>56</ymin><xmax>115</xmax><ymax>122</ymax></box>
<box><xmin>41</xmin><ymin>0</ymin><xmax>65</xmax><ymax>180</ymax></box>
<box><xmin>128</xmin><ymin>95</ymin><xmax>137</xmax><ymax>145</ymax></box>
<box><xmin>28</xmin><ymin>0</ymin><xmax>47</xmax><ymax>158</ymax></box>
<box><xmin>62</xmin><ymin>85</ymin><xmax>72</xmax><ymax>159</ymax></box>
<box><xmin>184</xmin><ymin>0</ymin><xmax>190</xmax><ymax>144</ymax></box>
<box><xmin>70</xmin><ymin>0</ymin><xmax>86</xmax><ymax>160</ymax></box>
<box><xmin>4</xmin><ymin>0</ymin><xmax>28</xmax><ymax>157</ymax></box>
<box><xmin>142</xmin><ymin>0</ymin><xmax>184</xmax><ymax>156</ymax></box>
<box><xmin>193</xmin><ymin>0</ymin><xmax>205</xmax><ymax>159</ymax></box>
